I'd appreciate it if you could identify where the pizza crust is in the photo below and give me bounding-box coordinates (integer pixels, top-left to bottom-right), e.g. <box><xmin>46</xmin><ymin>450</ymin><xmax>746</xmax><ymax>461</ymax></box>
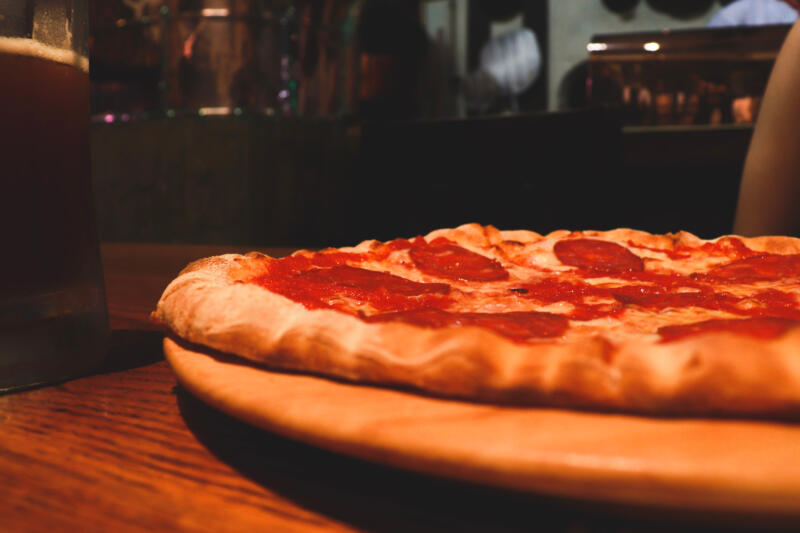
<box><xmin>155</xmin><ymin>224</ymin><xmax>800</xmax><ymax>418</ymax></box>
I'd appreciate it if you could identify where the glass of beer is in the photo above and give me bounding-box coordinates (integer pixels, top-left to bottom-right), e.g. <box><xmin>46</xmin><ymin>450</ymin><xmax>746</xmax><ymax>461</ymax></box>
<box><xmin>0</xmin><ymin>0</ymin><xmax>109</xmax><ymax>391</ymax></box>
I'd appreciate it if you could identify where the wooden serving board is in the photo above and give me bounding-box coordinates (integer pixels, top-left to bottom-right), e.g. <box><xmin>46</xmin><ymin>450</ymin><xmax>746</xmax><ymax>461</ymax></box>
<box><xmin>165</xmin><ymin>338</ymin><xmax>800</xmax><ymax>519</ymax></box>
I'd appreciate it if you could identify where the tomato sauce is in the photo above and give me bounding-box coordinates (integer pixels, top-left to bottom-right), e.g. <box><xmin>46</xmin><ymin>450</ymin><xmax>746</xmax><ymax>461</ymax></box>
<box><xmin>658</xmin><ymin>317</ymin><xmax>800</xmax><ymax>342</ymax></box>
<box><xmin>251</xmin><ymin>235</ymin><xmax>800</xmax><ymax>343</ymax></box>
<box><xmin>365</xmin><ymin>309</ymin><xmax>568</xmax><ymax>341</ymax></box>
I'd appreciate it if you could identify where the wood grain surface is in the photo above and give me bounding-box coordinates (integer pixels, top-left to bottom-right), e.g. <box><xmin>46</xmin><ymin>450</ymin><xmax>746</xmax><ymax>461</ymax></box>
<box><xmin>1</xmin><ymin>244</ymin><xmax>797</xmax><ymax>532</ymax></box>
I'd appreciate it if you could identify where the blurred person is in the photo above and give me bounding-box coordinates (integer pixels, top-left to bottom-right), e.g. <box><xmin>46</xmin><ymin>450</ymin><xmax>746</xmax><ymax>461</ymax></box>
<box><xmin>709</xmin><ymin>0</ymin><xmax>798</xmax><ymax>27</ymax></box>
<box><xmin>357</xmin><ymin>0</ymin><xmax>429</xmax><ymax>121</ymax></box>
<box><xmin>734</xmin><ymin>18</ymin><xmax>800</xmax><ymax>236</ymax></box>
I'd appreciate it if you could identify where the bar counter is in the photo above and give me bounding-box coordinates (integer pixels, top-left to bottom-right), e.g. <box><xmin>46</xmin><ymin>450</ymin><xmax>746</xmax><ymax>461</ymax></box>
<box><xmin>0</xmin><ymin>243</ymin><xmax>793</xmax><ymax>532</ymax></box>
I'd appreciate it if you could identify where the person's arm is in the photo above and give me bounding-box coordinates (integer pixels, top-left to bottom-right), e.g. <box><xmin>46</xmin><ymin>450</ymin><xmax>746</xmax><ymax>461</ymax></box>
<box><xmin>733</xmin><ymin>20</ymin><xmax>800</xmax><ymax>237</ymax></box>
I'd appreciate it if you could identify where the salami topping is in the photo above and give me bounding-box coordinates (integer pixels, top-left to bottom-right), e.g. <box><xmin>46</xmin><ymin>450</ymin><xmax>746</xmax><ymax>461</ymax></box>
<box><xmin>366</xmin><ymin>309</ymin><xmax>568</xmax><ymax>342</ymax></box>
<box><xmin>611</xmin><ymin>286</ymin><xmax>738</xmax><ymax>312</ymax></box>
<box><xmin>704</xmin><ymin>254</ymin><xmax>800</xmax><ymax>283</ymax></box>
<box><xmin>409</xmin><ymin>237</ymin><xmax>509</xmax><ymax>282</ymax></box>
<box><xmin>157</xmin><ymin>222</ymin><xmax>800</xmax><ymax>418</ymax></box>
<box><xmin>658</xmin><ymin>317</ymin><xmax>800</xmax><ymax>342</ymax></box>
<box><xmin>255</xmin><ymin>263</ymin><xmax>450</xmax><ymax>312</ymax></box>
<box><xmin>522</xmin><ymin>275</ymin><xmax>800</xmax><ymax>320</ymax></box>
<box><xmin>520</xmin><ymin>279</ymin><xmax>624</xmax><ymax>320</ymax></box>
<box><xmin>554</xmin><ymin>239</ymin><xmax>644</xmax><ymax>273</ymax></box>
<box><xmin>299</xmin><ymin>265</ymin><xmax>450</xmax><ymax>296</ymax></box>
<box><xmin>250</xmin><ymin>227</ymin><xmax>800</xmax><ymax>343</ymax></box>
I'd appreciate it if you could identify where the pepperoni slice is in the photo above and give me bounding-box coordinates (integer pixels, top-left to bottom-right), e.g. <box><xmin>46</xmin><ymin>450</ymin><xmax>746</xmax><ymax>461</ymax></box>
<box><xmin>366</xmin><ymin>308</ymin><xmax>568</xmax><ymax>341</ymax></box>
<box><xmin>255</xmin><ymin>264</ymin><xmax>451</xmax><ymax>312</ymax></box>
<box><xmin>463</xmin><ymin>311</ymin><xmax>569</xmax><ymax>340</ymax></box>
<box><xmin>409</xmin><ymin>237</ymin><xmax>509</xmax><ymax>282</ymax></box>
<box><xmin>658</xmin><ymin>317</ymin><xmax>800</xmax><ymax>342</ymax></box>
<box><xmin>611</xmin><ymin>286</ymin><xmax>738</xmax><ymax>312</ymax></box>
<box><xmin>704</xmin><ymin>254</ymin><xmax>800</xmax><ymax>283</ymax></box>
<box><xmin>554</xmin><ymin>239</ymin><xmax>644</xmax><ymax>273</ymax></box>
<box><xmin>298</xmin><ymin>265</ymin><xmax>450</xmax><ymax>296</ymax></box>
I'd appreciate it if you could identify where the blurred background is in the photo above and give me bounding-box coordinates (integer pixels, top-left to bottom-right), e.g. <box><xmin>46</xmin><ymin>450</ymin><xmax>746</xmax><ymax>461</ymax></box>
<box><xmin>88</xmin><ymin>0</ymin><xmax>796</xmax><ymax>246</ymax></box>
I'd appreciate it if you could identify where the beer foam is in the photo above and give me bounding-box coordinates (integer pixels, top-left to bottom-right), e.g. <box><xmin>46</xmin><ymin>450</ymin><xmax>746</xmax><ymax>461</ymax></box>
<box><xmin>0</xmin><ymin>36</ymin><xmax>88</xmax><ymax>72</ymax></box>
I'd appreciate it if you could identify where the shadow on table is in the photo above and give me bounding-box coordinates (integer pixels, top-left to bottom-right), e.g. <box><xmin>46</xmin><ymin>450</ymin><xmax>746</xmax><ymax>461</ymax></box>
<box><xmin>94</xmin><ymin>329</ymin><xmax>165</xmax><ymax>375</ymax></box>
<box><xmin>175</xmin><ymin>386</ymin><xmax>792</xmax><ymax>533</ymax></box>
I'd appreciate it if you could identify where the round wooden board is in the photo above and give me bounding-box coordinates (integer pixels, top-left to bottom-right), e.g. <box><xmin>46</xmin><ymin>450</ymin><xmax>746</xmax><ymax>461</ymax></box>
<box><xmin>164</xmin><ymin>338</ymin><xmax>800</xmax><ymax>518</ymax></box>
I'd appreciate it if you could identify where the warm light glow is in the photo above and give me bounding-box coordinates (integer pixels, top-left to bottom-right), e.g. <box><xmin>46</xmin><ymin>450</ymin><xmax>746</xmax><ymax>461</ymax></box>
<box><xmin>198</xmin><ymin>107</ymin><xmax>232</xmax><ymax>116</ymax></box>
<box><xmin>586</xmin><ymin>42</ymin><xmax>608</xmax><ymax>52</ymax></box>
<box><xmin>643</xmin><ymin>41</ymin><xmax>660</xmax><ymax>52</ymax></box>
<box><xmin>201</xmin><ymin>8</ymin><xmax>229</xmax><ymax>17</ymax></box>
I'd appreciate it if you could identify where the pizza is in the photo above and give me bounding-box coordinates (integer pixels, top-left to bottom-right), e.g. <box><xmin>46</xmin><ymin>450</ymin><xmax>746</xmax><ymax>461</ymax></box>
<box><xmin>155</xmin><ymin>223</ymin><xmax>800</xmax><ymax>418</ymax></box>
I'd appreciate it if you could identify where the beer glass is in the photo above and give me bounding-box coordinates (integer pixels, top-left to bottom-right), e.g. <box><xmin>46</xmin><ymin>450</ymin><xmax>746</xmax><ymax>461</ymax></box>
<box><xmin>0</xmin><ymin>0</ymin><xmax>109</xmax><ymax>391</ymax></box>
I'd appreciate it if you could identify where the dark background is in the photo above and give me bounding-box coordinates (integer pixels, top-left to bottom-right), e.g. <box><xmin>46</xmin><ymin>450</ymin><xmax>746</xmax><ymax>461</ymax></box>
<box><xmin>89</xmin><ymin>0</ymin><xmax>757</xmax><ymax>247</ymax></box>
<box><xmin>92</xmin><ymin>112</ymin><xmax>750</xmax><ymax>246</ymax></box>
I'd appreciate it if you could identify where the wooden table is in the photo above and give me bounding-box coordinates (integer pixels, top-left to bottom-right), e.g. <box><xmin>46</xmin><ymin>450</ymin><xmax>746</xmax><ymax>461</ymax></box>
<box><xmin>0</xmin><ymin>244</ymin><xmax>792</xmax><ymax>532</ymax></box>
